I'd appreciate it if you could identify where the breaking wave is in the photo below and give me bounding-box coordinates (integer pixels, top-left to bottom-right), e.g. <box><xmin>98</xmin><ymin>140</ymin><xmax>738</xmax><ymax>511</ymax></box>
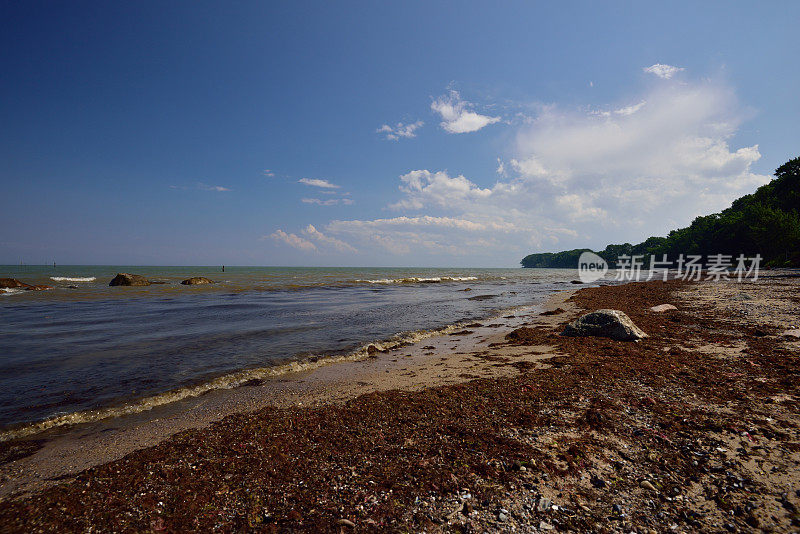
<box><xmin>355</xmin><ymin>276</ymin><xmax>478</xmax><ymax>284</ymax></box>
<box><xmin>50</xmin><ymin>277</ymin><xmax>96</xmax><ymax>282</ymax></box>
<box><xmin>1</xmin><ymin>288</ymin><xmax>23</xmax><ymax>295</ymax></box>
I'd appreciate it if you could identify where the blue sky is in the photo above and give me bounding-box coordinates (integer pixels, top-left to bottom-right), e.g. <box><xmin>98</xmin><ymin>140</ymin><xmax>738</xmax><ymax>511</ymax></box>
<box><xmin>1</xmin><ymin>1</ymin><xmax>797</xmax><ymax>267</ymax></box>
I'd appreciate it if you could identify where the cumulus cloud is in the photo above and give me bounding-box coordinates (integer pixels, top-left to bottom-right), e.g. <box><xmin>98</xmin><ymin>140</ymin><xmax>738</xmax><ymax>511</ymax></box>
<box><xmin>377</xmin><ymin>120</ymin><xmax>423</xmax><ymax>140</ymax></box>
<box><xmin>431</xmin><ymin>90</ymin><xmax>501</xmax><ymax>134</ymax></box>
<box><xmin>644</xmin><ymin>63</ymin><xmax>684</xmax><ymax>79</ymax></box>
<box><xmin>298</xmin><ymin>178</ymin><xmax>340</xmax><ymax>189</ymax></box>
<box><xmin>267</xmin><ymin>226</ymin><xmax>357</xmax><ymax>254</ymax></box>
<box><xmin>328</xmin><ymin>215</ymin><xmax>514</xmax><ymax>233</ymax></box>
<box><xmin>507</xmin><ymin>80</ymin><xmax>767</xmax><ymax>232</ymax></box>
<box><xmin>275</xmin><ymin>73</ymin><xmax>769</xmax><ymax>264</ymax></box>
<box><xmin>269</xmin><ymin>229</ymin><xmax>317</xmax><ymax>251</ymax></box>
<box><xmin>391</xmin><ymin>169</ymin><xmax>492</xmax><ymax>210</ymax></box>
<box><xmin>302</xmin><ymin>224</ymin><xmax>357</xmax><ymax>253</ymax></box>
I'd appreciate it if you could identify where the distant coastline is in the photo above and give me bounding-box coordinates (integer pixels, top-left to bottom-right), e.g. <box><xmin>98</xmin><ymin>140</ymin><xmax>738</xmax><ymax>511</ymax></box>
<box><xmin>522</xmin><ymin>156</ymin><xmax>800</xmax><ymax>269</ymax></box>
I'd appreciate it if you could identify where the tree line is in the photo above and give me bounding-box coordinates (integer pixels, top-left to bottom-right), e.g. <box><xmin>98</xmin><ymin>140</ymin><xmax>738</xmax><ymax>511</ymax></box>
<box><xmin>521</xmin><ymin>156</ymin><xmax>800</xmax><ymax>269</ymax></box>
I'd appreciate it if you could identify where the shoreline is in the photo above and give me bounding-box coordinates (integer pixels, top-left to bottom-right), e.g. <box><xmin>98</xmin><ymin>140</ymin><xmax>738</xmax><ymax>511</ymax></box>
<box><xmin>0</xmin><ymin>287</ymin><xmax>580</xmax><ymax>498</ymax></box>
<box><xmin>1</xmin><ymin>276</ymin><xmax>798</xmax><ymax>532</ymax></box>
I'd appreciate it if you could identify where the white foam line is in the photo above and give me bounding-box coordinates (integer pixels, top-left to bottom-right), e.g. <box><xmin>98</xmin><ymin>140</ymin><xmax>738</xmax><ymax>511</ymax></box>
<box><xmin>0</xmin><ymin>320</ymin><xmax>478</xmax><ymax>442</ymax></box>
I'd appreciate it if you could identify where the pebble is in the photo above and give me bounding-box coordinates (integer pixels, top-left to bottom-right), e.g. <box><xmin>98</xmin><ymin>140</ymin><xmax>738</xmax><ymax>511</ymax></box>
<box><xmin>537</xmin><ymin>498</ymin><xmax>551</xmax><ymax>512</ymax></box>
<box><xmin>591</xmin><ymin>475</ymin><xmax>607</xmax><ymax>489</ymax></box>
<box><xmin>539</xmin><ymin>521</ymin><xmax>554</xmax><ymax>530</ymax></box>
<box><xmin>497</xmin><ymin>512</ymin><xmax>508</xmax><ymax>522</ymax></box>
<box><xmin>337</xmin><ymin>518</ymin><xmax>355</xmax><ymax>527</ymax></box>
<box><xmin>640</xmin><ymin>480</ymin><xmax>657</xmax><ymax>492</ymax></box>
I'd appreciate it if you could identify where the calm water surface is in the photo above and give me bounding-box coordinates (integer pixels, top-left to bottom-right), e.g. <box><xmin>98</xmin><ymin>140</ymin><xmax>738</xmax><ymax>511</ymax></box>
<box><xmin>0</xmin><ymin>266</ymin><xmax>579</xmax><ymax>435</ymax></box>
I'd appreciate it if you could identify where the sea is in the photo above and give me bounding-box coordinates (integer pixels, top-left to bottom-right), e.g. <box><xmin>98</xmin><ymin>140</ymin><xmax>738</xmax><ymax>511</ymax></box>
<box><xmin>0</xmin><ymin>265</ymin><xmax>581</xmax><ymax>439</ymax></box>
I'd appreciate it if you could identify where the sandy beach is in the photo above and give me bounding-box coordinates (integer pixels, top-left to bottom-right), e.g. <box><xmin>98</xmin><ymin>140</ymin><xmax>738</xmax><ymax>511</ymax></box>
<box><xmin>1</xmin><ymin>276</ymin><xmax>799</xmax><ymax>532</ymax></box>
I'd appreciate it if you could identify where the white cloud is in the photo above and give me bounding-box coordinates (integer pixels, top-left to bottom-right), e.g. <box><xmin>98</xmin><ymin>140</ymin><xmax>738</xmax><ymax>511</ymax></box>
<box><xmin>644</xmin><ymin>63</ymin><xmax>684</xmax><ymax>79</ymax></box>
<box><xmin>329</xmin><ymin>215</ymin><xmax>514</xmax><ymax>233</ymax></box>
<box><xmin>275</xmin><ymin>72</ymin><xmax>769</xmax><ymax>265</ymax></box>
<box><xmin>496</xmin><ymin>158</ymin><xmax>506</xmax><ymax>176</ymax></box>
<box><xmin>171</xmin><ymin>183</ymin><xmax>231</xmax><ymax>192</ymax></box>
<box><xmin>302</xmin><ymin>224</ymin><xmax>357</xmax><ymax>253</ymax></box>
<box><xmin>592</xmin><ymin>100</ymin><xmax>647</xmax><ymax>118</ymax></box>
<box><xmin>391</xmin><ymin>169</ymin><xmax>492</xmax><ymax>210</ymax></box>
<box><xmin>263</xmin><ymin>169</ymin><xmax>275</xmax><ymax>177</ymax></box>
<box><xmin>431</xmin><ymin>90</ymin><xmax>501</xmax><ymax>134</ymax></box>
<box><xmin>302</xmin><ymin>197</ymin><xmax>355</xmax><ymax>206</ymax></box>
<box><xmin>377</xmin><ymin>120</ymin><xmax>423</xmax><ymax>140</ymax></box>
<box><xmin>298</xmin><ymin>178</ymin><xmax>340</xmax><ymax>189</ymax></box>
<box><xmin>199</xmin><ymin>184</ymin><xmax>230</xmax><ymax>192</ymax></box>
<box><xmin>269</xmin><ymin>229</ymin><xmax>317</xmax><ymax>252</ymax></box>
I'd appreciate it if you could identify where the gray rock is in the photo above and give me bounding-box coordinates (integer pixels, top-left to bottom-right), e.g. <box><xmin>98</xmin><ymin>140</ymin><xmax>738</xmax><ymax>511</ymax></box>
<box><xmin>537</xmin><ymin>498</ymin><xmax>551</xmax><ymax>512</ymax></box>
<box><xmin>650</xmin><ymin>304</ymin><xmax>677</xmax><ymax>312</ymax></box>
<box><xmin>181</xmin><ymin>276</ymin><xmax>214</xmax><ymax>285</ymax></box>
<box><xmin>562</xmin><ymin>309</ymin><xmax>647</xmax><ymax>341</ymax></box>
<box><xmin>497</xmin><ymin>512</ymin><xmax>508</xmax><ymax>522</ymax></box>
<box><xmin>109</xmin><ymin>273</ymin><xmax>151</xmax><ymax>286</ymax></box>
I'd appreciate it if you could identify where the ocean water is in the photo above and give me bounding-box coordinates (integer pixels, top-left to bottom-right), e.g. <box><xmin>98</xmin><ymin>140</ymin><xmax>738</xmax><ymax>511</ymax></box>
<box><xmin>0</xmin><ymin>265</ymin><xmax>579</xmax><ymax>438</ymax></box>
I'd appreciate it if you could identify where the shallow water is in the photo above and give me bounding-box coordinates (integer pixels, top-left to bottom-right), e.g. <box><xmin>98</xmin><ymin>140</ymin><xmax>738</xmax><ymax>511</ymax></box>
<box><xmin>0</xmin><ymin>266</ymin><xmax>579</xmax><ymax>436</ymax></box>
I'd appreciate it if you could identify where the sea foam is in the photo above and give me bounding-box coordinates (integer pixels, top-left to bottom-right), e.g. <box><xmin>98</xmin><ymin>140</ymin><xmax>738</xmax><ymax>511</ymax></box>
<box><xmin>50</xmin><ymin>276</ymin><xmax>96</xmax><ymax>282</ymax></box>
<box><xmin>356</xmin><ymin>276</ymin><xmax>478</xmax><ymax>284</ymax></box>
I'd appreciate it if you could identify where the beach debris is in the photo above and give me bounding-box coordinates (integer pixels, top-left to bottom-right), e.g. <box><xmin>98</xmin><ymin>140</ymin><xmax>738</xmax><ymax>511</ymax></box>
<box><xmin>180</xmin><ymin>276</ymin><xmax>214</xmax><ymax>285</ymax></box>
<box><xmin>336</xmin><ymin>518</ymin><xmax>355</xmax><ymax>528</ymax></box>
<box><xmin>366</xmin><ymin>344</ymin><xmax>386</xmax><ymax>356</ymax></box>
<box><xmin>449</xmin><ymin>330</ymin><xmax>474</xmax><ymax>336</ymax></box>
<box><xmin>562</xmin><ymin>309</ymin><xmax>648</xmax><ymax>341</ymax></box>
<box><xmin>467</xmin><ymin>294</ymin><xmax>497</xmax><ymax>301</ymax></box>
<box><xmin>639</xmin><ymin>480</ymin><xmax>657</xmax><ymax>492</ymax></box>
<box><xmin>649</xmin><ymin>304</ymin><xmax>677</xmax><ymax>312</ymax></box>
<box><xmin>0</xmin><ymin>278</ymin><xmax>52</xmax><ymax>291</ymax></box>
<box><xmin>108</xmin><ymin>273</ymin><xmax>152</xmax><ymax>286</ymax></box>
<box><xmin>540</xmin><ymin>307</ymin><xmax>566</xmax><ymax>316</ymax></box>
<box><xmin>570</xmin><ymin>280</ymin><xmax>583</xmax><ymax>284</ymax></box>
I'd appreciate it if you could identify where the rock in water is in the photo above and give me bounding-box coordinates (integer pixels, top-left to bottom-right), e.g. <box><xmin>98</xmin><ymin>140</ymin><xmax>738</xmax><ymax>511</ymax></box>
<box><xmin>650</xmin><ymin>304</ymin><xmax>677</xmax><ymax>312</ymax></box>
<box><xmin>181</xmin><ymin>277</ymin><xmax>214</xmax><ymax>285</ymax></box>
<box><xmin>562</xmin><ymin>309</ymin><xmax>647</xmax><ymax>341</ymax></box>
<box><xmin>0</xmin><ymin>278</ymin><xmax>52</xmax><ymax>290</ymax></box>
<box><xmin>109</xmin><ymin>273</ymin><xmax>152</xmax><ymax>286</ymax></box>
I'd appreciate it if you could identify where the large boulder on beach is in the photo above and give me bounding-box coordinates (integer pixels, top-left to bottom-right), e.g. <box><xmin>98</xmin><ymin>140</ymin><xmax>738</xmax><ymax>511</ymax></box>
<box><xmin>181</xmin><ymin>276</ymin><xmax>214</xmax><ymax>285</ymax></box>
<box><xmin>109</xmin><ymin>273</ymin><xmax>151</xmax><ymax>287</ymax></box>
<box><xmin>0</xmin><ymin>278</ymin><xmax>52</xmax><ymax>290</ymax></box>
<box><xmin>562</xmin><ymin>309</ymin><xmax>647</xmax><ymax>341</ymax></box>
